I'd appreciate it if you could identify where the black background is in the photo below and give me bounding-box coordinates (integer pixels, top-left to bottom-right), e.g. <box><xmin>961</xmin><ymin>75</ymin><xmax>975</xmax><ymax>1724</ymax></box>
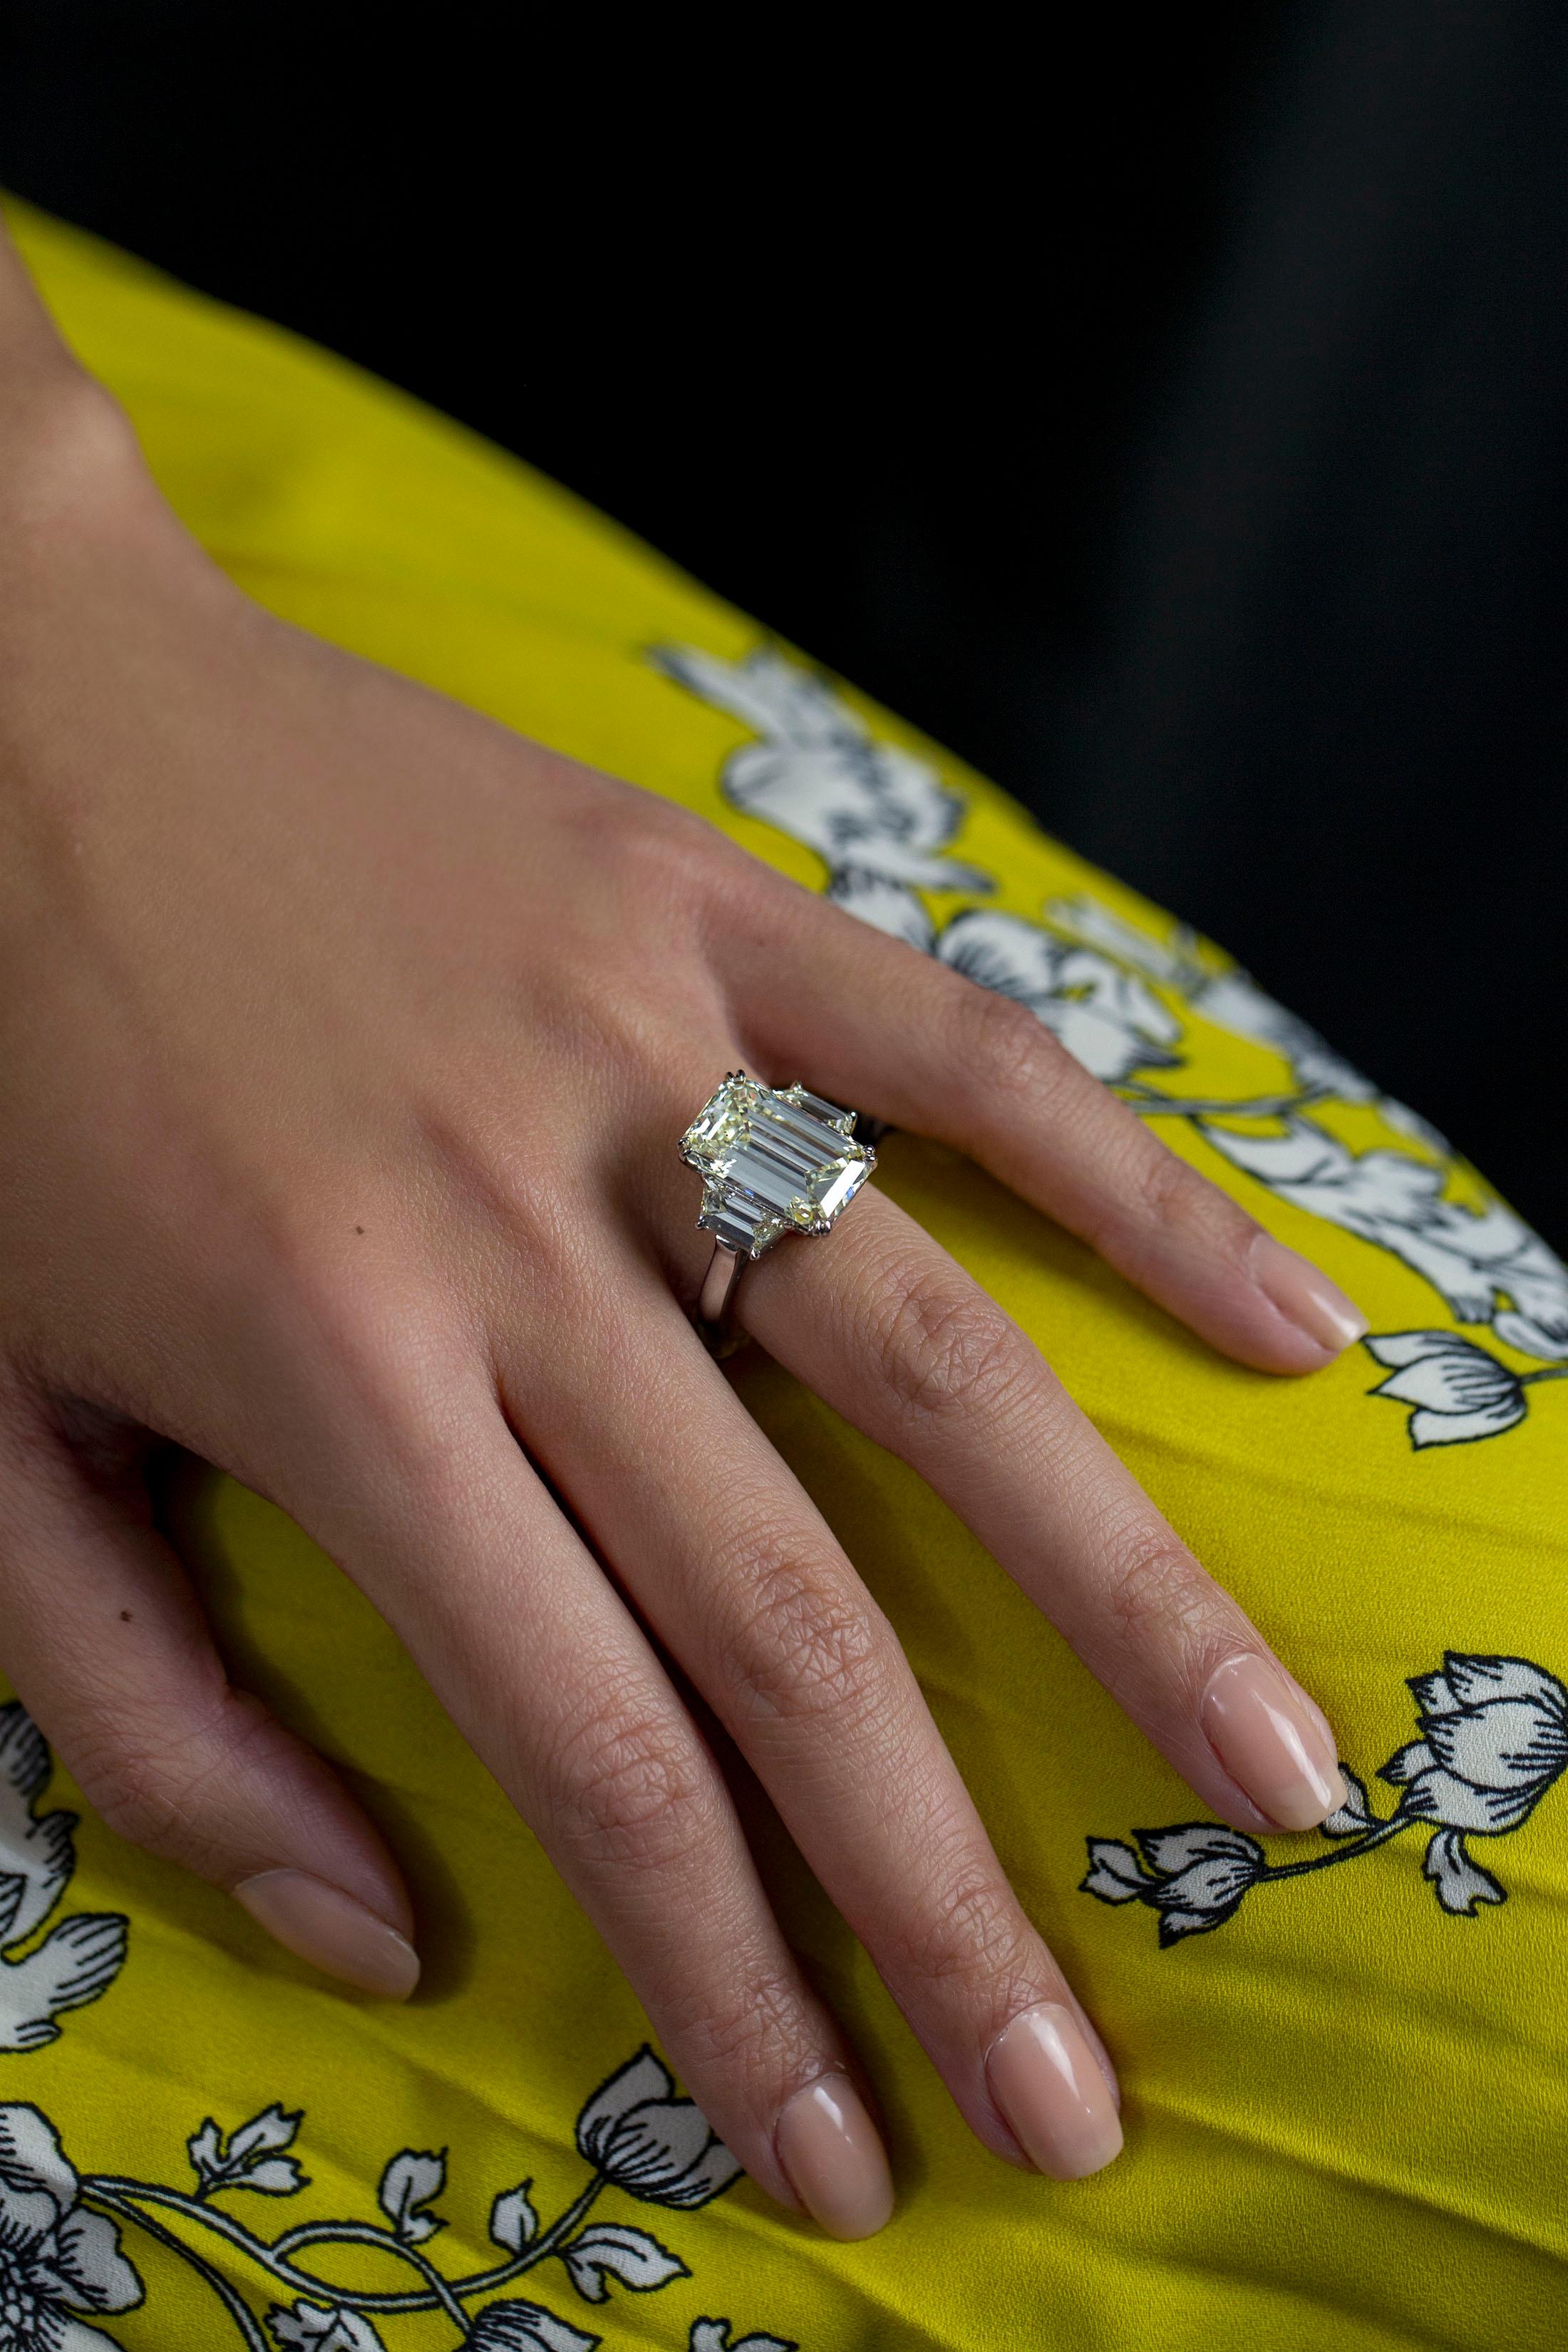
<box><xmin>3</xmin><ymin>1</ymin><xmax>1564</xmax><ymax>1241</ymax></box>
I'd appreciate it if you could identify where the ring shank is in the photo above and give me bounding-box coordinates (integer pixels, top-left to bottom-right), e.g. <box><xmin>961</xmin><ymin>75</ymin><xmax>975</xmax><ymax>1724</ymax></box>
<box><xmin>696</xmin><ymin>1242</ymin><xmax>745</xmax><ymax>1356</ymax></box>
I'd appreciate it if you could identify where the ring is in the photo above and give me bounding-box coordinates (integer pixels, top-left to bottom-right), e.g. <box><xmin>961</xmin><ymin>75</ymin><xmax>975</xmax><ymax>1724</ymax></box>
<box><xmin>679</xmin><ymin>1072</ymin><xmax>877</xmax><ymax>1355</ymax></box>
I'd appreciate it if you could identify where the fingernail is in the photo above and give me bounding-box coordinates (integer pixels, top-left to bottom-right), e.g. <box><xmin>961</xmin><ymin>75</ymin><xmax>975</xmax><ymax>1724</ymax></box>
<box><xmin>233</xmin><ymin>1869</ymin><xmax>421</xmax><ymax>2000</ymax></box>
<box><xmin>984</xmin><ymin>2002</ymin><xmax>1123</xmax><ymax>2181</ymax></box>
<box><xmin>1249</xmin><ymin>1232</ymin><xmax>1368</xmax><ymax>1354</ymax></box>
<box><xmin>775</xmin><ymin>2073</ymin><xmax>895</xmax><ymax>2239</ymax></box>
<box><xmin>1201</xmin><ymin>1654</ymin><xmax>1347</xmax><ymax>1830</ymax></box>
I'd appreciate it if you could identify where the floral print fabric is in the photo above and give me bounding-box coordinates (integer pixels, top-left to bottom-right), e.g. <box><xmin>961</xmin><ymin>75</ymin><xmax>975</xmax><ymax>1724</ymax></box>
<box><xmin>4</xmin><ymin>198</ymin><xmax>1566</xmax><ymax>2350</ymax></box>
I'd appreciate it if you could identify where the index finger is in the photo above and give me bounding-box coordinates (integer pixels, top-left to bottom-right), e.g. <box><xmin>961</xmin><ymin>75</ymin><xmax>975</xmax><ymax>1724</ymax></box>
<box><xmin>720</xmin><ymin>875</ymin><xmax>1368</xmax><ymax>1375</ymax></box>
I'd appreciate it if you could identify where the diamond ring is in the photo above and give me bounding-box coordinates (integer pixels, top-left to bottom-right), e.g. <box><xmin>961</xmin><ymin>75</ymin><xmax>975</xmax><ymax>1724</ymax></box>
<box><xmin>679</xmin><ymin>1073</ymin><xmax>877</xmax><ymax>1351</ymax></box>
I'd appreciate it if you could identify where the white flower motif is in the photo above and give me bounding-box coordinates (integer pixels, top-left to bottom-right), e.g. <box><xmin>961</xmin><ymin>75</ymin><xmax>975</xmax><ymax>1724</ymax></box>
<box><xmin>1363</xmin><ymin>1332</ymin><xmax>1532</xmax><ymax>1448</ymax></box>
<box><xmin>1086</xmin><ymin>1651</ymin><xmax>1567</xmax><ymax>1934</ymax></box>
<box><xmin>1044</xmin><ymin>894</ymin><xmax>1458</xmax><ymax>1148</ymax></box>
<box><xmin>465</xmin><ymin>2301</ymin><xmax>599</xmax><ymax>2351</ymax></box>
<box><xmin>574</xmin><ymin>2050</ymin><xmax>740</xmax><ymax>2209</ymax></box>
<box><xmin>651</xmin><ymin>645</ymin><xmax>991</xmax><ymax>894</ymax></box>
<box><xmin>813</xmin><ymin>885</ymin><xmax>1188</xmax><ymax>1083</ymax></box>
<box><xmin>1043</xmin><ymin>894</ymin><xmax>1373</xmax><ymax>1098</ymax></box>
<box><xmin>0</xmin><ymin>2103</ymin><xmax>143</xmax><ymax>2348</ymax></box>
<box><xmin>1082</xmin><ymin>1825</ymin><xmax>1267</xmax><ymax>1944</ymax></box>
<box><xmin>934</xmin><ymin>909</ymin><xmax>1182</xmax><ymax>1083</ymax></box>
<box><xmin>1381</xmin><ymin>1653</ymin><xmax>1568</xmax><ymax>1844</ymax></box>
<box><xmin>1197</xmin><ymin>1115</ymin><xmax>1568</xmax><ymax>1358</ymax></box>
<box><xmin>0</xmin><ymin>1704</ymin><xmax>127</xmax><ymax>2053</ymax></box>
<box><xmin>1190</xmin><ymin>971</ymin><xmax>1375</xmax><ymax>1101</ymax></box>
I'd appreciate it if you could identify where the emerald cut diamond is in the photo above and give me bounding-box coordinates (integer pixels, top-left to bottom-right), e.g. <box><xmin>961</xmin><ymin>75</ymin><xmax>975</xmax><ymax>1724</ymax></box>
<box><xmin>680</xmin><ymin>1074</ymin><xmax>876</xmax><ymax>1258</ymax></box>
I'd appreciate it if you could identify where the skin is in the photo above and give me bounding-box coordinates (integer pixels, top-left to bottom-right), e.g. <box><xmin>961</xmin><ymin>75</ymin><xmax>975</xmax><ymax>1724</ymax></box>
<box><xmin>0</xmin><ymin>230</ymin><xmax>1355</xmax><ymax>2223</ymax></box>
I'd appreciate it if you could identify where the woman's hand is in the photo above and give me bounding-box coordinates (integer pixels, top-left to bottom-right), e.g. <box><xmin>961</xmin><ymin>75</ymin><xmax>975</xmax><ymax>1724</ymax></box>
<box><xmin>0</xmin><ymin>261</ymin><xmax>1359</xmax><ymax>2237</ymax></box>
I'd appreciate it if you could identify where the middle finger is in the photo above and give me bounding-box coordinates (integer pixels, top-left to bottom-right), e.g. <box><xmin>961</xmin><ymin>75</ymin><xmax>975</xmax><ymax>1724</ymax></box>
<box><xmin>505</xmin><ymin>1239</ymin><xmax>1126</xmax><ymax>2182</ymax></box>
<box><xmin>742</xmin><ymin>1183</ymin><xmax>1348</xmax><ymax>1837</ymax></box>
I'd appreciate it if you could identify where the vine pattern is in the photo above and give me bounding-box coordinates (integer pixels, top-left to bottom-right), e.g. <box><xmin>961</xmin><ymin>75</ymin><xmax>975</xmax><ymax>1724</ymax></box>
<box><xmin>0</xmin><ymin>2049</ymin><xmax>795</xmax><ymax>2349</ymax></box>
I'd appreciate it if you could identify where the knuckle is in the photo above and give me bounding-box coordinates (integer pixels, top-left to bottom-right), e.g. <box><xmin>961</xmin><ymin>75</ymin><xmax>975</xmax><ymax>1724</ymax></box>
<box><xmin>550</xmin><ymin>1700</ymin><xmax>717</xmax><ymax>1874</ymax></box>
<box><xmin>586</xmin><ymin>795</ymin><xmax>733</xmax><ymax>932</ymax></box>
<box><xmin>629</xmin><ymin>793</ymin><xmax>727</xmax><ymax>882</ymax></box>
<box><xmin>80</xmin><ymin>1740</ymin><xmax>193</xmax><ymax>1854</ymax></box>
<box><xmin>872</xmin><ymin>1269</ymin><xmax>1031</xmax><ymax>1431</ymax></box>
<box><xmin>1125</xmin><ymin>1134</ymin><xmax>1247</xmax><ymax>1256</ymax></box>
<box><xmin>958</xmin><ymin>984</ymin><xmax>1057</xmax><ymax>1104</ymax></box>
<box><xmin>656</xmin><ymin>1965</ymin><xmax>816</xmax><ymax>2098</ymax></box>
<box><xmin>69</xmin><ymin>1683</ymin><xmax>259</xmax><ymax>1869</ymax></box>
<box><xmin>1102</xmin><ymin>1525</ymin><xmax>1212</xmax><ymax>1651</ymax></box>
<box><xmin>902</xmin><ymin>1847</ymin><xmax>1037</xmax><ymax>1997</ymax></box>
<box><xmin>716</xmin><ymin>1526</ymin><xmax>891</xmax><ymax>1730</ymax></box>
<box><xmin>261</xmin><ymin>1234</ymin><xmax>479</xmax><ymax>1466</ymax></box>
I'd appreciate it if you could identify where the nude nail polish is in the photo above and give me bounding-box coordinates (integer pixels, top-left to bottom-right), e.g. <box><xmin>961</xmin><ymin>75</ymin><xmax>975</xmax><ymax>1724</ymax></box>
<box><xmin>1249</xmin><ymin>1232</ymin><xmax>1368</xmax><ymax>1354</ymax></box>
<box><xmin>234</xmin><ymin>1869</ymin><xmax>421</xmax><ymax>2000</ymax></box>
<box><xmin>984</xmin><ymin>2003</ymin><xmax>1123</xmax><ymax>2181</ymax></box>
<box><xmin>1201</xmin><ymin>1654</ymin><xmax>1347</xmax><ymax>1830</ymax></box>
<box><xmin>775</xmin><ymin>2073</ymin><xmax>894</xmax><ymax>2239</ymax></box>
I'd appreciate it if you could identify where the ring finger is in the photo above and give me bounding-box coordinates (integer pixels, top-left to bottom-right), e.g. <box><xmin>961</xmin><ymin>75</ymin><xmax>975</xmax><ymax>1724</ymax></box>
<box><xmin>504</xmin><ymin>1243</ymin><xmax>1126</xmax><ymax>2186</ymax></box>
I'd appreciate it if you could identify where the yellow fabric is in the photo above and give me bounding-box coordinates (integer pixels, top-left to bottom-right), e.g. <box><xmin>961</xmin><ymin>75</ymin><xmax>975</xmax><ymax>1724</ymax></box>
<box><xmin>4</xmin><ymin>198</ymin><xmax>1565</xmax><ymax>2352</ymax></box>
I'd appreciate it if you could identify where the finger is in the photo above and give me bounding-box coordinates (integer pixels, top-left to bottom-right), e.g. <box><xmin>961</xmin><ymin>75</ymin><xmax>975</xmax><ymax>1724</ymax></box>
<box><xmin>741</xmin><ymin>1183</ymin><xmax>1348</xmax><ymax>1837</ymax></box>
<box><xmin>504</xmin><ymin>1251</ymin><xmax>1127</xmax><ymax>2185</ymax></box>
<box><xmin>0</xmin><ymin>1403</ymin><xmax>421</xmax><ymax>1998</ymax></box>
<box><xmin>273</xmin><ymin>1358</ymin><xmax>897</xmax><ymax>2239</ymax></box>
<box><xmin>718</xmin><ymin>876</ymin><xmax>1367</xmax><ymax>1373</ymax></box>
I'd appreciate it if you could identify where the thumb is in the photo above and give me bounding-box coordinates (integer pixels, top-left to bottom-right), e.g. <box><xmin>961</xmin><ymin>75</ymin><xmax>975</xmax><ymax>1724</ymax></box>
<box><xmin>0</xmin><ymin>1412</ymin><xmax>418</xmax><ymax>2000</ymax></box>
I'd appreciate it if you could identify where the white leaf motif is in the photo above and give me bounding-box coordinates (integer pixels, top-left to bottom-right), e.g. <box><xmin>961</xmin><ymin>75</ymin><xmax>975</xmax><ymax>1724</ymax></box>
<box><xmin>228</xmin><ymin>2103</ymin><xmax>301</xmax><ymax>2165</ymax></box>
<box><xmin>1321</xmin><ymin>1768</ymin><xmax>1376</xmax><ymax>1835</ymax></box>
<box><xmin>1423</xmin><ymin>1828</ymin><xmax>1507</xmax><ymax>1915</ymax></box>
<box><xmin>377</xmin><ymin>2148</ymin><xmax>445</xmax><ymax>2242</ymax></box>
<box><xmin>243</xmin><ymin>2157</ymin><xmax>307</xmax><ymax>2196</ymax></box>
<box><xmin>187</xmin><ymin>2119</ymin><xmax>225</xmax><ymax>2181</ymax></box>
<box><xmin>562</xmin><ymin>2222</ymin><xmax>688</xmax><ymax>2302</ymax></box>
<box><xmin>490</xmin><ymin>2181</ymin><xmax>539</xmax><ymax>2252</ymax></box>
<box><xmin>267</xmin><ymin>2300</ymin><xmax>386</xmax><ymax>2350</ymax></box>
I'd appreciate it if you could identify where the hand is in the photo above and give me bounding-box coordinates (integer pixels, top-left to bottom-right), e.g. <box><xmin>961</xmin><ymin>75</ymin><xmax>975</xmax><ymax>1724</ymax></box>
<box><xmin>0</xmin><ymin>281</ymin><xmax>1358</xmax><ymax>2237</ymax></box>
